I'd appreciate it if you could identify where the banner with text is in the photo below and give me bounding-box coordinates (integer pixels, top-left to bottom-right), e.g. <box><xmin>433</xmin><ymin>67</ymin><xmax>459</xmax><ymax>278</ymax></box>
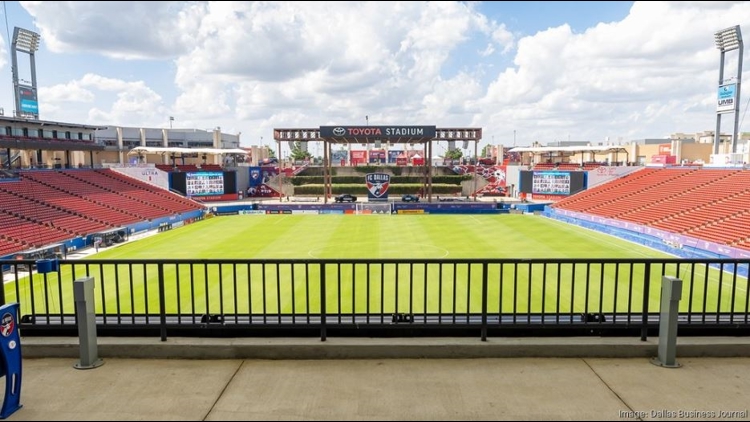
<box><xmin>321</xmin><ymin>125</ymin><xmax>436</xmax><ymax>139</ymax></box>
<box><xmin>717</xmin><ymin>83</ymin><xmax>737</xmax><ymax>113</ymax></box>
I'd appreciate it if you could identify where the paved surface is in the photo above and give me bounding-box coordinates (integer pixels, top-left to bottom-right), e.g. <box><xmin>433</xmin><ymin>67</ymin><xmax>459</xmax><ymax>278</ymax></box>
<box><xmin>3</xmin><ymin>337</ymin><xmax>750</xmax><ymax>421</ymax></box>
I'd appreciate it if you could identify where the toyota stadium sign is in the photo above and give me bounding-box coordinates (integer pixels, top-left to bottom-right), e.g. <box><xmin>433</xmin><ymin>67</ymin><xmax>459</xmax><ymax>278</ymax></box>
<box><xmin>320</xmin><ymin>125</ymin><xmax>436</xmax><ymax>139</ymax></box>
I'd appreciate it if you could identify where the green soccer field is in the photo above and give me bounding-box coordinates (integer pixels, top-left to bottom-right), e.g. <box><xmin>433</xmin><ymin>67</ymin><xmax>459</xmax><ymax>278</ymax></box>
<box><xmin>7</xmin><ymin>215</ymin><xmax>748</xmax><ymax>316</ymax></box>
<box><xmin>91</xmin><ymin>214</ymin><xmax>671</xmax><ymax>259</ymax></box>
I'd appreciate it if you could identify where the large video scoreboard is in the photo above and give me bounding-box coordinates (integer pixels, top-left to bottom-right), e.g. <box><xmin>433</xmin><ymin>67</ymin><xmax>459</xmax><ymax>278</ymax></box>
<box><xmin>185</xmin><ymin>172</ymin><xmax>224</xmax><ymax>196</ymax></box>
<box><xmin>519</xmin><ymin>170</ymin><xmax>586</xmax><ymax>196</ymax></box>
<box><xmin>170</xmin><ymin>171</ymin><xmax>237</xmax><ymax>199</ymax></box>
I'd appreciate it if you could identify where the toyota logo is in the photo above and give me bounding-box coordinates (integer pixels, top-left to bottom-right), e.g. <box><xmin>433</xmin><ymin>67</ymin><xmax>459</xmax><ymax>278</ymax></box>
<box><xmin>332</xmin><ymin>127</ymin><xmax>346</xmax><ymax>136</ymax></box>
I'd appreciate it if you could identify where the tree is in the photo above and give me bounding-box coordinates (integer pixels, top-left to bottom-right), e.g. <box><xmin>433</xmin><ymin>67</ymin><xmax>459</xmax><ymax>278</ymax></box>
<box><xmin>444</xmin><ymin>148</ymin><xmax>463</xmax><ymax>160</ymax></box>
<box><xmin>290</xmin><ymin>141</ymin><xmax>312</xmax><ymax>161</ymax></box>
<box><xmin>266</xmin><ymin>146</ymin><xmax>276</xmax><ymax>158</ymax></box>
<box><xmin>481</xmin><ymin>145</ymin><xmax>491</xmax><ymax>158</ymax></box>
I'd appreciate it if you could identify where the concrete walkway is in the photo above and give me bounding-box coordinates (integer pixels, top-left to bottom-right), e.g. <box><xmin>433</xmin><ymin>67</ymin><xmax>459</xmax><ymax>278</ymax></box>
<box><xmin>7</xmin><ymin>357</ymin><xmax>750</xmax><ymax>421</ymax></box>
<box><xmin>4</xmin><ymin>337</ymin><xmax>750</xmax><ymax>421</ymax></box>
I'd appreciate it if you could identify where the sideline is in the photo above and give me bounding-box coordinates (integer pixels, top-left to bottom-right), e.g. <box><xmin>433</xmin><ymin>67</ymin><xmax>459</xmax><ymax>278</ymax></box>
<box><xmin>2</xmin><ymin>229</ymin><xmax>161</xmax><ymax>284</ymax></box>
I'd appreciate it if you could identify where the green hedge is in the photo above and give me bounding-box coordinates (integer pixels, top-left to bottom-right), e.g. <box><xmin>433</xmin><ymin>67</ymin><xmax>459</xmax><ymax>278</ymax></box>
<box><xmin>293</xmin><ymin>184</ymin><xmax>462</xmax><ymax>195</ymax></box>
<box><xmin>352</xmin><ymin>165</ymin><xmax>396</xmax><ymax>174</ymax></box>
<box><xmin>296</xmin><ymin>167</ymin><xmax>337</xmax><ymax>176</ymax></box>
<box><xmin>350</xmin><ymin>165</ymin><xmax>435</xmax><ymax>175</ymax></box>
<box><xmin>291</xmin><ymin>175</ymin><xmax>471</xmax><ymax>185</ymax></box>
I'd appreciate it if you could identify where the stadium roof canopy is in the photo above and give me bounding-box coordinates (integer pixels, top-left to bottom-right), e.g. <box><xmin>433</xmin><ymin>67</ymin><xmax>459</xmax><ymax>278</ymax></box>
<box><xmin>273</xmin><ymin>126</ymin><xmax>482</xmax><ymax>144</ymax></box>
<box><xmin>508</xmin><ymin>145</ymin><xmax>628</xmax><ymax>154</ymax></box>
<box><xmin>0</xmin><ymin>115</ymin><xmax>105</xmax><ymax>130</ymax></box>
<box><xmin>127</xmin><ymin>146</ymin><xmax>249</xmax><ymax>156</ymax></box>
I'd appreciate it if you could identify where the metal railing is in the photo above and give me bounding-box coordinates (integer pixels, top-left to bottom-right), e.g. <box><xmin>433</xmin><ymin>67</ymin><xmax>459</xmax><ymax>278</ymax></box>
<box><xmin>2</xmin><ymin>258</ymin><xmax>749</xmax><ymax>341</ymax></box>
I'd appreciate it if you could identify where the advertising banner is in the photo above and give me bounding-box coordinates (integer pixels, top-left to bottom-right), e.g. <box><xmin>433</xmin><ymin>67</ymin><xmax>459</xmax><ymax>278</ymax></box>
<box><xmin>388</xmin><ymin>150</ymin><xmax>402</xmax><ymax>163</ymax></box>
<box><xmin>321</xmin><ymin>125</ymin><xmax>436</xmax><ymax>139</ymax></box>
<box><xmin>248</xmin><ymin>167</ymin><xmax>263</xmax><ymax>187</ymax></box>
<box><xmin>19</xmin><ymin>85</ymin><xmax>38</xmax><ymax>115</ymax></box>
<box><xmin>369</xmin><ymin>150</ymin><xmax>386</xmax><ymax>163</ymax></box>
<box><xmin>717</xmin><ymin>83</ymin><xmax>736</xmax><ymax>113</ymax></box>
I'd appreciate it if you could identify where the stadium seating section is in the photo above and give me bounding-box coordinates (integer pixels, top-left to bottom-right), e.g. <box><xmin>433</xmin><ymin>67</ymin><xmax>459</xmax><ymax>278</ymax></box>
<box><xmin>5</xmin><ymin>166</ymin><xmax>750</xmax><ymax>258</ymax></box>
<box><xmin>552</xmin><ymin>168</ymin><xmax>750</xmax><ymax>251</ymax></box>
<box><xmin>0</xmin><ymin>169</ymin><xmax>203</xmax><ymax>256</ymax></box>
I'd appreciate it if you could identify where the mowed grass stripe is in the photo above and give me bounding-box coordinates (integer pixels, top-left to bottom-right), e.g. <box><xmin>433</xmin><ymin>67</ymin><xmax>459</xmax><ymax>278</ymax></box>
<box><xmin>5</xmin><ymin>215</ymin><xmax>748</xmax><ymax>317</ymax></box>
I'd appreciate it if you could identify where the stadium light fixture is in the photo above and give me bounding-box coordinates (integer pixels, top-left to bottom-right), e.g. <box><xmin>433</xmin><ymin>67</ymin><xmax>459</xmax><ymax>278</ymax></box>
<box><xmin>12</xmin><ymin>28</ymin><xmax>41</xmax><ymax>53</ymax></box>
<box><xmin>714</xmin><ymin>26</ymin><xmax>742</xmax><ymax>52</ymax></box>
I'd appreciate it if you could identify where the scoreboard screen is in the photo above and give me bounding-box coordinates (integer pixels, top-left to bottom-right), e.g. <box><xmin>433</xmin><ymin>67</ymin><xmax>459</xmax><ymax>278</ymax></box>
<box><xmin>185</xmin><ymin>172</ymin><xmax>224</xmax><ymax>196</ymax></box>
<box><xmin>519</xmin><ymin>170</ymin><xmax>586</xmax><ymax>196</ymax></box>
<box><xmin>169</xmin><ymin>171</ymin><xmax>237</xmax><ymax>198</ymax></box>
<box><xmin>532</xmin><ymin>171</ymin><xmax>571</xmax><ymax>195</ymax></box>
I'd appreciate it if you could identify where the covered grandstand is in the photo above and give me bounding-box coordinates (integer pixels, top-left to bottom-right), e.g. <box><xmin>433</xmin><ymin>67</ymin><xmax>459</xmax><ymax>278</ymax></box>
<box><xmin>509</xmin><ymin>145</ymin><xmax>630</xmax><ymax>168</ymax></box>
<box><xmin>273</xmin><ymin>126</ymin><xmax>483</xmax><ymax>202</ymax></box>
<box><xmin>0</xmin><ymin>115</ymin><xmax>104</xmax><ymax>169</ymax></box>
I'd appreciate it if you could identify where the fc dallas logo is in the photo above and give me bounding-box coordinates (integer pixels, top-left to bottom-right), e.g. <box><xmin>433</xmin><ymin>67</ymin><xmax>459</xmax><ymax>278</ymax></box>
<box><xmin>1</xmin><ymin>312</ymin><xmax>14</xmax><ymax>337</ymax></box>
<box><xmin>366</xmin><ymin>173</ymin><xmax>390</xmax><ymax>198</ymax></box>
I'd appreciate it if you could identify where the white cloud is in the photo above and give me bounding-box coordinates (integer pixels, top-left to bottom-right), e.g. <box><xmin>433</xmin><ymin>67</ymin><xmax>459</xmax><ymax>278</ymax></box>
<box><xmin>173</xmin><ymin>1</ymin><xmax>500</xmax><ymax>138</ymax></box>
<box><xmin>478</xmin><ymin>1</ymin><xmax>750</xmax><ymax>144</ymax></box>
<box><xmin>479</xmin><ymin>44</ymin><xmax>495</xmax><ymax>57</ymax></box>
<box><xmin>21</xmin><ymin>1</ymin><xmax>206</xmax><ymax>59</ymax></box>
<box><xmin>40</xmin><ymin>73</ymin><xmax>166</xmax><ymax>126</ymax></box>
<box><xmin>0</xmin><ymin>31</ymin><xmax>6</xmax><ymax>70</ymax></box>
<box><xmin>15</xmin><ymin>1</ymin><xmax>750</xmax><ymax>151</ymax></box>
<box><xmin>174</xmin><ymin>81</ymin><xmax>231</xmax><ymax>118</ymax></box>
<box><xmin>39</xmin><ymin>81</ymin><xmax>95</xmax><ymax>103</ymax></box>
<box><xmin>491</xmin><ymin>24</ymin><xmax>514</xmax><ymax>54</ymax></box>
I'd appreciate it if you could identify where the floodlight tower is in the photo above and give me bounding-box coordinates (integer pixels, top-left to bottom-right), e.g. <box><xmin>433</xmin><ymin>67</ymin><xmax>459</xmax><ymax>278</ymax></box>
<box><xmin>713</xmin><ymin>25</ymin><xmax>743</xmax><ymax>154</ymax></box>
<box><xmin>11</xmin><ymin>27</ymin><xmax>41</xmax><ymax>120</ymax></box>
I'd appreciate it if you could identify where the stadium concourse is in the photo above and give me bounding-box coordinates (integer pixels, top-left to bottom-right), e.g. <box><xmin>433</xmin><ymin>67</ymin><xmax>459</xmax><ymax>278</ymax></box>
<box><xmin>10</xmin><ymin>338</ymin><xmax>750</xmax><ymax>420</ymax></box>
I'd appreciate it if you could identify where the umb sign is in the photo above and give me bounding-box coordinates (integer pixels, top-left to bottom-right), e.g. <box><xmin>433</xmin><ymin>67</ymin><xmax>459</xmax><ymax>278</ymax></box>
<box><xmin>717</xmin><ymin>84</ymin><xmax>737</xmax><ymax>113</ymax></box>
<box><xmin>366</xmin><ymin>173</ymin><xmax>390</xmax><ymax>201</ymax></box>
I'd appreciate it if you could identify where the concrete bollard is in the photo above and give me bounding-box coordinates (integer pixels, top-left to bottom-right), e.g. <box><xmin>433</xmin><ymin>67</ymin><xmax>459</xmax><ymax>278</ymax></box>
<box><xmin>650</xmin><ymin>276</ymin><xmax>683</xmax><ymax>368</ymax></box>
<box><xmin>73</xmin><ymin>277</ymin><xmax>104</xmax><ymax>370</ymax></box>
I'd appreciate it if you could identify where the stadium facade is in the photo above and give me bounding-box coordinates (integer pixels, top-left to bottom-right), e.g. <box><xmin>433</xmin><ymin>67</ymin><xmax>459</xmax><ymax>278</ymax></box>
<box><xmin>95</xmin><ymin>126</ymin><xmax>241</xmax><ymax>166</ymax></box>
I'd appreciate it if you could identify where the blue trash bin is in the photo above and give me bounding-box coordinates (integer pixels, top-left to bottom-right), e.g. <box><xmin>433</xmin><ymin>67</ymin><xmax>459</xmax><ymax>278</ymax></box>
<box><xmin>35</xmin><ymin>260</ymin><xmax>52</xmax><ymax>274</ymax></box>
<box><xmin>35</xmin><ymin>259</ymin><xmax>58</xmax><ymax>274</ymax></box>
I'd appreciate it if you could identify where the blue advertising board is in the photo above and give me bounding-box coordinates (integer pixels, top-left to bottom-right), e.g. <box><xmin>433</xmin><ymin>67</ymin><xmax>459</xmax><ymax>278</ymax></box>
<box><xmin>717</xmin><ymin>83</ymin><xmax>736</xmax><ymax>113</ymax></box>
<box><xmin>19</xmin><ymin>86</ymin><xmax>38</xmax><ymax>115</ymax></box>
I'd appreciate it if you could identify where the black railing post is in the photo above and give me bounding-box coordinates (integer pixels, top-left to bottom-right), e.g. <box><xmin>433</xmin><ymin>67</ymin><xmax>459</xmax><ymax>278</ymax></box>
<box><xmin>158</xmin><ymin>263</ymin><xmax>167</xmax><ymax>342</ymax></box>
<box><xmin>320</xmin><ymin>263</ymin><xmax>327</xmax><ymax>342</ymax></box>
<box><xmin>481</xmin><ymin>263</ymin><xmax>488</xmax><ymax>341</ymax></box>
<box><xmin>640</xmin><ymin>262</ymin><xmax>651</xmax><ymax>341</ymax></box>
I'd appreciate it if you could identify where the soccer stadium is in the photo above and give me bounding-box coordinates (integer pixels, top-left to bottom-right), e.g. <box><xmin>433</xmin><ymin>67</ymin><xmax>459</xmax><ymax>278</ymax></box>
<box><xmin>3</xmin><ymin>3</ymin><xmax>750</xmax><ymax>420</ymax></box>
<box><xmin>2</xmin><ymin>118</ymin><xmax>750</xmax><ymax>339</ymax></box>
<box><xmin>0</xmin><ymin>21</ymin><xmax>748</xmax><ymax>345</ymax></box>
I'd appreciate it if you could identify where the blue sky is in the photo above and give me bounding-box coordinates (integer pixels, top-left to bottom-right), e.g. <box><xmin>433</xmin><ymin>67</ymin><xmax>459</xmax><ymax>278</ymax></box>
<box><xmin>0</xmin><ymin>1</ymin><xmax>747</xmax><ymax>156</ymax></box>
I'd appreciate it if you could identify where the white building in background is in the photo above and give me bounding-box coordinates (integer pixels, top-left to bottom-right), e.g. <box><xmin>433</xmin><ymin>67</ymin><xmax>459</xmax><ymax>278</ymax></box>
<box><xmin>94</xmin><ymin>126</ymin><xmax>240</xmax><ymax>166</ymax></box>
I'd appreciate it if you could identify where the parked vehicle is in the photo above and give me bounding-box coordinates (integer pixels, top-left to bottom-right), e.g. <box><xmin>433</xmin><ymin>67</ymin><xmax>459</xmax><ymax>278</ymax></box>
<box><xmin>334</xmin><ymin>193</ymin><xmax>357</xmax><ymax>203</ymax></box>
<box><xmin>402</xmin><ymin>194</ymin><xmax>420</xmax><ymax>202</ymax></box>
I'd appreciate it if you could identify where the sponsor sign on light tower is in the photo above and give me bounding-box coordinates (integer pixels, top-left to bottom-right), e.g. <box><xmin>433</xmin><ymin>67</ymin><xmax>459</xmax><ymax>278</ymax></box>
<box><xmin>713</xmin><ymin>25</ymin><xmax>743</xmax><ymax>154</ymax></box>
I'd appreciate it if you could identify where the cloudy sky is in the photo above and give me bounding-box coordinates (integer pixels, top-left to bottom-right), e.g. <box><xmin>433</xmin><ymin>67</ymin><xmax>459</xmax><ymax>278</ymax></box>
<box><xmin>0</xmin><ymin>1</ymin><xmax>748</xmax><ymax>155</ymax></box>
